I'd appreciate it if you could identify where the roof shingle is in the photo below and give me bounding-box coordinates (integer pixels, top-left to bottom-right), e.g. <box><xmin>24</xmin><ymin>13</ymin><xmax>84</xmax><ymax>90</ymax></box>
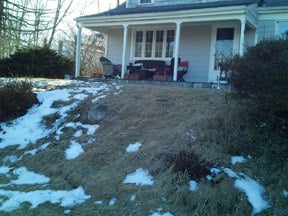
<box><xmin>81</xmin><ymin>0</ymin><xmax>259</xmax><ymax>18</ymax></box>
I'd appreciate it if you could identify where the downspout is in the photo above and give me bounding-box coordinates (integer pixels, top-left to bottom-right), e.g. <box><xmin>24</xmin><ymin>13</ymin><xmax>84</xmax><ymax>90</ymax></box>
<box><xmin>75</xmin><ymin>23</ymin><xmax>82</xmax><ymax>78</ymax></box>
<box><xmin>121</xmin><ymin>24</ymin><xmax>129</xmax><ymax>79</ymax></box>
<box><xmin>173</xmin><ymin>21</ymin><xmax>182</xmax><ymax>81</ymax></box>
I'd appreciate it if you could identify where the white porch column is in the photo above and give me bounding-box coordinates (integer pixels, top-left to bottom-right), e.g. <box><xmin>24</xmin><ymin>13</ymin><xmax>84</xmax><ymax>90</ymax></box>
<box><xmin>173</xmin><ymin>21</ymin><xmax>182</xmax><ymax>81</ymax></box>
<box><xmin>75</xmin><ymin>24</ymin><xmax>82</xmax><ymax>78</ymax></box>
<box><xmin>239</xmin><ymin>18</ymin><xmax>246</xmax><ymax>56</ymax></box>
<box><xmin>121</xmin><ymin>24</ymin><xmax>129</xmax><ymax>79</ymax></box>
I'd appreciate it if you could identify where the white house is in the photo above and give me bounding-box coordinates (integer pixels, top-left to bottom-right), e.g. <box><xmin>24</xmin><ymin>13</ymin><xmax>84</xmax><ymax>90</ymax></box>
<box><xmin>75</xmin><ymin>0</ymin><xmax>288</xmax><ymax>83</ymax></box>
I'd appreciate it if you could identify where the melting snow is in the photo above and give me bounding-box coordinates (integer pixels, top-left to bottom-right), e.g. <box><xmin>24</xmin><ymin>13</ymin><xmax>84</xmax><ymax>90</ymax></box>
<box><xmin>188</xmin><ymin>180</ymin><xmax>199</xmax><ymax>192</ymax></box>
<box><xmin>109</xmin><ymin>197</ymin><xmax>117</xmax><ymax>206</ymax></box>
<box><xmin>126</xmin><ymin>142</ymin><xmax>142</xmax><ymax>153</ymax></box>
<box><xmin>0</xmin><ymin>82</ymin><xmax>107</xmax><ymax>150</ymax></box>
<box><xmin>94</xmin><ymin>200</ymin><xmax>103</xmax><ymax>205</ymax></box>
<box><xmin>65</xmin><ymin>141</ymin><xmax>84</xmax><ymax>160</ymax></box>
<box><xmin>123</xmin><ymin>168</ymin><xmax>154</xmax><ymax>186</ymax></box>
<box><xmin>150</xmin><ymin>211</ymin><xmax>174</xmax><ymax>216</ymax></box>
<box><xmin>283</xmin><ymin>190</ymin><xmax>288</xmax><ymax>198</ymax></box>
<box><xmin>130</xmin><ymin>194</ymin><xmax>136</xmax><ymax>201</ymax></box>
<box><xmin>74</xmin><ymin>130</ymin><xmax>83</xmax><ymax>138</ymax></box>
<box><xmin>0</xmin><ymin>187</ymin><xmax>90</xmax><ymax>212</ymax></box>
<box><xmin>0</xmin><ymin>80</ymin><xmax>117</xmax><ymax>212</ymax></box>
<box><xmin>11</xmin><ymin>167</ymin><xmax>50</xmax><ymax>185</ymax></box>
<box><xmin>0</xmin><ymin>166</ymin><xmax>11</xmax><ymax>176</ymax></box>
<box><xmin>224</xmin><ymin>168</ymin><xmax>269</xmax><ymax>215</ymax></box>
<box><xmin>231</xmin><ymin>156</ymin><xmax>247</xmax><ymax>165</ymax></box>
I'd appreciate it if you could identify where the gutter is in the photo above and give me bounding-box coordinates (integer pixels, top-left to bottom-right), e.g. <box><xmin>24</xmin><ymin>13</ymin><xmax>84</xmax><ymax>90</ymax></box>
<box><xmin>258</xmin><ymin>6</ymin><xmax>288</xmax><ymax>14</ymax></box>
<box><xmin>76</xmin><ymin>5</ymin><xmax>248</xmax><ymax>26</ymax></box>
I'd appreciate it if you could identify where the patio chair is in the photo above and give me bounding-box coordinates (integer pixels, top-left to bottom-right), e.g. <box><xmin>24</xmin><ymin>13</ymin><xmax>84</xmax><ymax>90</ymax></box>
<box><xmin>99</xmin><ymin>57</ymin><xmax>121</xmax><ymax>78</ymax></box>
<box><xmin>177</xmin><ymin>61</ymin><xmax>188</xmax><ymax>82</ymax></box>
<box><xmin>169</xmin><ymin>57</ymin><xmax>188</xmax><ymax>81</ymax></box>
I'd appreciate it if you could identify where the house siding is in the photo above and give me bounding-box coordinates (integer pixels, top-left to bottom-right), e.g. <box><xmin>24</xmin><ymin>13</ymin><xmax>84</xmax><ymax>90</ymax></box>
<box><xmin>244</xmin><ymin>28</ymin><xmax>256</xmax><ymax>49</ymax></box>
<box><xmin>127</xmin><ymin>0</ymin><xmax>233</xmax><ymax>8</ymax></box>
<box><xmin>107</xmin><ymin>28</ymin><xmax>132</xmax><ymax>66</ymax></box>
<box><xmin>258</xmin><ymin>20</ymin><xmax>276</xmax><ymax>41</ymax></box>
<box><xmin>179</xmin><ymin>25</ymin><xmax>211</xmax><ymax>82</ymax></box>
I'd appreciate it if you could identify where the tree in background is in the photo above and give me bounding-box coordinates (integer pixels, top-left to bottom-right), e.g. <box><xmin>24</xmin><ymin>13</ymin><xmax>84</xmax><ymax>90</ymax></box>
<box><xmin>0</xmin><ymin>0</ymin><xmax>74</xmax><ymax>57</ymax></box>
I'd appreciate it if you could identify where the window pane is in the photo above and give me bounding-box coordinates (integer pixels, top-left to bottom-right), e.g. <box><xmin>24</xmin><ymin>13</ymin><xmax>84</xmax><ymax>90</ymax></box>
<box><xmin>278</xmin><ymin>22</ymin><xmax>288</xmax><ymax>39</ymax></box>
<box><xmin>135</xmin><ymin>31</ymin><xmax>143</xmax><ymax>57</ymax></box>
<box><xmin>214</xmin><ymin>28</ymin><xmax>234</xmax><ymax>70</ymax></box>
<box><xmin>166</xmin><ymin>30</ymin><xmax>175</xmax><ymax>58</ymax></box>
<box><xmin>145</xmin><ymin>31</ymin><xmax>153</xmax><ymax>58</ymax></box>
<box><xmin>155</xmin><ymin>30</ymin><xmax>164</xmax><ymax>58</ymax></box>
<box><xmin>140</xmin><ymin>0</ymin><xmax>151</xmax><ymax>3</ymax></box>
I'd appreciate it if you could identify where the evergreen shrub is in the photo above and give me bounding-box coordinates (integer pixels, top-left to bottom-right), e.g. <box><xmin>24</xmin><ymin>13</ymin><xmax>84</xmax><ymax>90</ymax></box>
<box><xmin>0</xmin><ymin>46</ymin><xmax>74</xmax><ymax>78</ymax></box>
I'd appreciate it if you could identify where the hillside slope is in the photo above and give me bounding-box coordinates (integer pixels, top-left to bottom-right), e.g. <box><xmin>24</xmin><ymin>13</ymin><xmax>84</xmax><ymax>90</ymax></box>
<box><xmin>0</xmin><ymin>80</ymin><xmax>286</xmax><ymax>215</ymax></box>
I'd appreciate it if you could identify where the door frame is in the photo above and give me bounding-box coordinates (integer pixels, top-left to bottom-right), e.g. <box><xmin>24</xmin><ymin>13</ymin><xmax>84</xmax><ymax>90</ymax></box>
<box><xmin>208</xmin><ymin>23</ymin><xmax>240</xmax><ymax>82</ymax></box>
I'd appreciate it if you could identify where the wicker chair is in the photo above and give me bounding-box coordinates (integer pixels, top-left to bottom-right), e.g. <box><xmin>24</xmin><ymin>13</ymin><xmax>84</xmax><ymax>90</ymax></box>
<box><xmin>99</xmin><ymin>57</ymin><xmax>121</xmax><ymax>78</ymax></box>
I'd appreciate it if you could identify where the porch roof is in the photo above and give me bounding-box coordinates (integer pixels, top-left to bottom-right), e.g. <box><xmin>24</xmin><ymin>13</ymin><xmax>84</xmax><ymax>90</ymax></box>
<box><xmin>263</xmin><ymin>0</ymin><xmax>288</xmax><ymax>6</ymax></box>
<box><xmin>79</xmin><ymin>0</ymin><xmax>258</xmax><ymax>19</ymax></box>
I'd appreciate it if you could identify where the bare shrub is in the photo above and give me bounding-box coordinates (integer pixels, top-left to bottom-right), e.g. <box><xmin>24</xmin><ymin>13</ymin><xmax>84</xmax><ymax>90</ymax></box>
<box><xmin>165</xmin><ymin>150</ymin><xmax>211</xmax><ymax>180</ymax></box>
<box><xmin>0</xmin><ymin>79</ymin><xmax>38</xmax><ymax>122</ymax></box>
<box><xmin>228</xmin><ymin>39</ymin><xmax>288</xmax><ymax>128</ymax></box>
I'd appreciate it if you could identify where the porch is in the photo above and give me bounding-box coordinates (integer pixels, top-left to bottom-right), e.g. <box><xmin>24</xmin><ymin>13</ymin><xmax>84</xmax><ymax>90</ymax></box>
<box><xmin>75</xmin><ymin>2</ymin><xmax>258</xmax><ymax>83</ymax></box>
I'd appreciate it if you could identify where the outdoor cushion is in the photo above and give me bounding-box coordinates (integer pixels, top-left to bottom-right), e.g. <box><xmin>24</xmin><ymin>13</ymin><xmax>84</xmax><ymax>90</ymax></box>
<box><xmin>134</xmin><ymin>60</ymin><xmax>166</xmax><ymax>74</ymax></box>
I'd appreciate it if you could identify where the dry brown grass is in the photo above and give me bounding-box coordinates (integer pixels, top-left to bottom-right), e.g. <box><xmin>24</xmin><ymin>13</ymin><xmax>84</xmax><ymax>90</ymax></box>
<box><xmin>1</xmin><ymin>82</ymin><xmax>287</xmax><ymax>215</ymax></box>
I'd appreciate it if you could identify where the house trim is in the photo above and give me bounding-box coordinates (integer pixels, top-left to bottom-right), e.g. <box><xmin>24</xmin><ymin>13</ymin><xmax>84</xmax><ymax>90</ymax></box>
<box><xmin>130</xmin><ymin>27</ymin><xmax>176</xmax><ymax>61</ymax></box>
<box><xmin>76</xmin><ymin>5</ymin><xmax>254</xmax><ymax>27</ymax></box>
<box><xmin>208</xmin><ymin>22</ymin><xmax>241</xmax><ymax>82</ymax></box>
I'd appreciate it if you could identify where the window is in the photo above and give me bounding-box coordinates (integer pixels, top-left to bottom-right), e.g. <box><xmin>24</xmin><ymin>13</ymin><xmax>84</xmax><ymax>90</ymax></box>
<box><xmin>278</xmin><ymin>21</ymin><xmax>288</xmax><ymax>39</ymax></box>
<box><xmin>214</xmin><ymin>28</ymin><xmax>234</xmax><ymax>70</ymax></box>
<box><xmin>135</xmin><ymin>31</ymin><xmax>143</xmax><ymax>57</ymax></box>
<box><xmin>133</xmin><ymin>29</ymin><xmax>175</xmax><ymax>59</ymax></box>
<box><xmin>155</xmin><ymin>30</ymin><xmax>164</xmax><ymax>58</ymax></box>
<box><xmin>145</xmin><ymin>31</ymin><xmax>153</xmax><ymax>57</ymax></box>
<box><xmin>166</xmin><ymin>30</ymin><xmax>175</xmax><ymax>58</ymax></box>
<box><xmin>140</xmin><ymin>0</ymin><xmax>152</xmax><ymax>4</ymax></box>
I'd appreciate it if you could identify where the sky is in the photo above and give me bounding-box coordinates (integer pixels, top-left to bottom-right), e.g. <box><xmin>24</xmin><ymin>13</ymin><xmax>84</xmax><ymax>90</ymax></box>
<box><xmin>71</xmin><ymin>0</ymin><xmax>126</xmax><ymax>18</ymax></box>
<box><xmin>47</xmin><ymin>0</ymin><xmax>126</xmax><ymax>40</ymax></box>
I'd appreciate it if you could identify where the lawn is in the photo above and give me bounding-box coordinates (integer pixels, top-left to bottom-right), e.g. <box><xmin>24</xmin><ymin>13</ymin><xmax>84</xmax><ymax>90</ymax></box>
<box><xmin>0</xmin><ymin>79</ymin><xmax>287</xmax><ymax>215</ymax></box>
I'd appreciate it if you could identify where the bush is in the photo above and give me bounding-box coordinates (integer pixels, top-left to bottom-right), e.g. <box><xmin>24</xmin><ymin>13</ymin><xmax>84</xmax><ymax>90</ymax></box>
<box><xmin>0</xmin><ymin>46</ymin><xmax>74</xmax><ymax>78</ymax></box>
<box><xmin>165</xmin><ymin>151</ymin><xmax>211</xmax><ymax>180</ymax></box>
<box><xmin>0</xmin><ymin>79</ymin><xmax>38</xmax><ymax>122</ymax></box>
<box><xmin>228</xmin><ymin>39</ymin><xmax>288</xmax><ymax>127</ymax></box>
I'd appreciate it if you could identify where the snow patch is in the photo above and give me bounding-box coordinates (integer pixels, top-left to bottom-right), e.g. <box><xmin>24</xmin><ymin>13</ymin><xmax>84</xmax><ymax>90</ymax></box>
<box><xmin>0</xmin><ymin>166</ymin><xmax>11</xmax><ymax>177</ymax></box>
<box><xmin>188</xmin><ymin>180</ymin><xmax>199</xmax><ymax>192</ymax></box>
<box><xmin>231</xmin><ymin>156</ymin><xmax>247</xmax><ymax>165</ymax></box>
<box><xmin>126</xmin><ymin>142</ymin><xmax>142</xmax><ymax>153</ymax></box>
<box><xmin>94</xmin><ymin>200</ymin><xmax>103</xmax><ymax>205</ymax></box>
<box><xmin>109</xmin><ymin>197</ymin><xmax>116</xmax><ymax>206</ymax></box>
<box><xmin>150</xmin><ymin>211</ymin><xmax>174</xmax><ymax>216</ymax></box>
<box><xmin>130</xmin><ymin>194</ymin><xmax>136</xmax><ymax>201</ymax></box>
<box><xmin>11</xmin><ymin>167</ymin><xmax>50</xmax><ymax>185</ymax></box>
<box><xmin>74</xmin><ymin>130</ymin><xmax>83</xmax><ymax>138</ymax></box>
<box><xmin>64</xmin><ymin>209</ymin><xmax>71</xmax><ymax>214</ymax></box>
<box><xmin>0</xmin><ymin>82</ymin><xmax>108</xmax><ymax>150</ymax></box>
<box><xmin>224</xmin><ymin>168</ymin><xmax>269</xmax><ymax>215</ymax></box>
<box><xmin>0</xmin><ymin>187</ymin><xmax>90</xmax><ymax>212</ymax></box>
<box><xmin>123</xmin><ymin>168</ymin><xmax>154</xmax><ymax>186</ymax></box>
<box><xmin>65</xmin><ymin>141</ymin><xmax>84</xmax><ymax>160</ymax></box>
